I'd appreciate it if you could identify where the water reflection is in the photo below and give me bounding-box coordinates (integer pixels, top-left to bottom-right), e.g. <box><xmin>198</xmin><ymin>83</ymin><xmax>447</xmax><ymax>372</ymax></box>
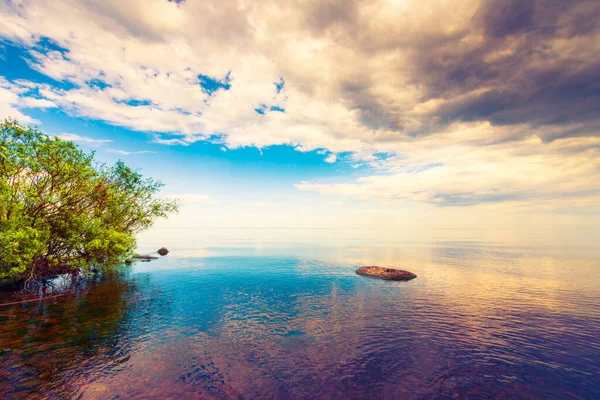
<box><xmin>0</xmin><ymin>270</ymin><xmax>171</xmax><ymax>398</ymax></box>
<box><xmin>1</xmin><ymin>236</ymin><xmax>600</xmax><ymax>399</ymax></box>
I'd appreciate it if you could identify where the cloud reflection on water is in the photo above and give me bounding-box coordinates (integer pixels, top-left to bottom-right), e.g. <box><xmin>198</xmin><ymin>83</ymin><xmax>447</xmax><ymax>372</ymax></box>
<box><xmin>2</xmin><ymin>231</ymin><xmax>599</xmax><ymax>398</ymax></box>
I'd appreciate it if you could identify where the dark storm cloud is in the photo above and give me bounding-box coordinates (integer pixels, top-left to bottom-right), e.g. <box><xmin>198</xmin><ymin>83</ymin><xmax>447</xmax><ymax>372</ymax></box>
<box><xmin>300</xmin><ymin>0</ymin><xmax>600</xmax><ymax>140</ymax></box>
<box><xmin>417</xmin><ymin>0</ymin><xmax>600</xmax><ymax>138</ymax></box>
<box><xmin>479</xmin><ymin>0</ymin><xmax>536</xmax><ymax>38</ymax></box>
<box><xmin>303</xmin><ymin>0</ymin><xmax>359</xmax><ymax>34</ymax></box>
<box><xmin>339</xmin><ymin>79</ymin><xmax>400</xmax><ymax>130</ymax></box>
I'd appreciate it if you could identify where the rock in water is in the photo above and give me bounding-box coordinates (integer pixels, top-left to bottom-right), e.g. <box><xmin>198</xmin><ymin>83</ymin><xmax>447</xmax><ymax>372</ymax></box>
<box><xmin>157</xmin><ymin>247</ymin><xmax>169</xmax><ymax>256</ymax></box>
<box><xmin>356</xmin><ymin>266</ymin><xmax>417</xmax><ymax>281</ymax></box>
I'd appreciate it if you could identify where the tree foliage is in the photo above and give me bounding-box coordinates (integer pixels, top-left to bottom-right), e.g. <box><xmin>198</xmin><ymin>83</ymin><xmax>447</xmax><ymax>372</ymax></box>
<box><xmin>0</xmin><ymin>118</ymin><xmax>178</xmax><ymax>282</ymax></box>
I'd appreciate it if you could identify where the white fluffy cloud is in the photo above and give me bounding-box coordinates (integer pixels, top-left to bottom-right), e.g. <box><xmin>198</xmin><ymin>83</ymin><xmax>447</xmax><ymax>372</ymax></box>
<box><xmin>0</xmin><ymin>0</ymin><xmax>599</xmax><ymax>211</ymax></box>
<box><xmin>56</xmin><ymin>133</ymin><xmax>112</xmax><ymax>144</ymax></box>
<box><xmin>324</xmin><ymin>154</ymin><xmax>337</xmax><ymax>163</ymax></box>
<box><xmin>105</xmin><ymin>149</ymin><xmax>156</xmax><ymax>155</ymax></box>
<box><xmin>0</xmin><ymin>78</ymin><xmax>39</xmax><ymax>123</ymax></box>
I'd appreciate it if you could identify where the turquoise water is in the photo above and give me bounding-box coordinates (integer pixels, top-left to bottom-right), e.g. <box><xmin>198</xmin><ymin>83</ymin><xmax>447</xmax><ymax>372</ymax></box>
<box><xmin>1</xmin><ymin>228</ymin><xmax>600</xmax><ymax>398</ymax></box>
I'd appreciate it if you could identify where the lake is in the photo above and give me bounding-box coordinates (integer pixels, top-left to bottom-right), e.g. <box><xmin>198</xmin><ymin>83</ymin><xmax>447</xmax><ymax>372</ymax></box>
<box><xmin>1</xmin><ymin>228</ymin><xmax>599</xmax><ymax>399</ymax></box>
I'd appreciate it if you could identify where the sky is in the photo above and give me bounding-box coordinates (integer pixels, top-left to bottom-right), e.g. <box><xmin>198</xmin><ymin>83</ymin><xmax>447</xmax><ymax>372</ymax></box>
<box><xmin>0</xmin><ymin>0</ymin><xmax>599</xmax><ymax>230</ymax></box>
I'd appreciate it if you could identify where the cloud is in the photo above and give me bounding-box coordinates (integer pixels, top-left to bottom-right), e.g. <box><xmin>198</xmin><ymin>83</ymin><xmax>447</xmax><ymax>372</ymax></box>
<box><xmin>0</xmin><ymin>78</ymin><xmax>38</xmax><ymax>123</ymax></box>
<box><xmin>105</xmin><ymin>148</ymin><xmax>156</xmax><ymax>155</ymax></box>
<box><xmin>20</xmin><ymin>97</ymin><xmax>56</xmax><ymax>109</ymax></box>
<box><xmin>296</xmin><ymin>124</ymin><xmax>600</xmax><ymax>209</ymax></box>
<box><xmin>324</xmin><ymin>153</ymin><xmax>337</xmax><ymax>163</ymax></box>
<box><xmin>0</xmin><ymin>0</ymin><xmax>599</xmax><ymax>209</ymax></box>
<box><xmin>57</xmin><ymin>133</ymin><xmax>112</xmax><ymax>144</ymax></box>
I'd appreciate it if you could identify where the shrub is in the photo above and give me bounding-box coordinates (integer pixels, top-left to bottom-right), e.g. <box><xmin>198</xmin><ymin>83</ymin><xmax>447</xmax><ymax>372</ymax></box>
<box><xmin>0</xmin><ymin>118</ymin><xmax>178</xmax><ymax>282</ymax></box>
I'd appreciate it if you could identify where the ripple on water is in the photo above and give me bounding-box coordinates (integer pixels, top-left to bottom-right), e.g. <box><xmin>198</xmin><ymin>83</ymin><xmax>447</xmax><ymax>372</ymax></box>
<box><xmin>1</xmin><ymin>245</ymin><xmax>600</xmax><ymax>399</ymax></box>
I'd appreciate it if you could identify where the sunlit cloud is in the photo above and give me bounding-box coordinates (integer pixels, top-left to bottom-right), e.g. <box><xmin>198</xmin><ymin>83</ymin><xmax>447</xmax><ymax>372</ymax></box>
<box><xmin>0</xmin><ymin>77</ymin><xmax>38</xmax><ymax>124</ymax></box>
<box><xmin>324</xmin><ymin>154</ymin><xmax>337</xmax><ymax>163</ymax></box>
<box><xmin>57</xmin><ymin>133</ymin><xmax>113</xmax><ymax>144</ymax></box>
<box><xmin>106</xmin><ymin>148</ymin><xmax>157</xmax><ymax>155</ymax></box>
<box><xmin>0</xmin><ymin>0</ymin><xmax>598</xmax><ymax>211</ymax></box>
<box><xmin>296</xmin><ymin>126</ymin><xmax>600</xmax><ymax>209</ymax></box>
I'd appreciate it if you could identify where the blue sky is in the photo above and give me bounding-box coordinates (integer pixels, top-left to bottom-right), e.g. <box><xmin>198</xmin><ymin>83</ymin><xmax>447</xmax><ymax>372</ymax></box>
<box><xmin>0</xmin><ymin>40</ymin><xmax>371</xmax><ymax>207</ymax></box>
<box><xmin>1</xmin><ymin>0</ymin><xmax>599</xmax><ymax>229</ymax></box>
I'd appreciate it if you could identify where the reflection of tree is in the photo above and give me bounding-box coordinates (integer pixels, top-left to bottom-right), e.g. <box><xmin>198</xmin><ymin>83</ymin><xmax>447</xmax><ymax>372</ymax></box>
<box><xmin>0</xmin><ymin>269</ymin><xmax>170</xmax><ymax>398</ymax></box>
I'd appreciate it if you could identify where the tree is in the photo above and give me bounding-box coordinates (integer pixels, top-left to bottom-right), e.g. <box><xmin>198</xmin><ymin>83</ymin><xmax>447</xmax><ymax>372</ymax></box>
<box><xmin>0</xmin><ymin>118</ymin><xmax>178</xmax><ymax>283</ymax></box>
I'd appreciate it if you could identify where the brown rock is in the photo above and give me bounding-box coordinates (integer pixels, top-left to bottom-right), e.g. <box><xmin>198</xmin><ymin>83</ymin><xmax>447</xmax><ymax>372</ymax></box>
<box><xmin>356</xmin><ymin>266</ymin><xmax>417</xmax><ymax>281</ymax></box>
<box><xmin>157</xmin><ymin>247</ymin><xmax>169</xmax><ymax>256</ymax></box>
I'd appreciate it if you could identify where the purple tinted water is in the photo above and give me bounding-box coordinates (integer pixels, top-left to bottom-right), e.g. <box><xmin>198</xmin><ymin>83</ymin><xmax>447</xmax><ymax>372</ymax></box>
<box><xmin>1</xmin><ymin>228</ymin><xmax>599</xmax><ymax>398</ymax></box>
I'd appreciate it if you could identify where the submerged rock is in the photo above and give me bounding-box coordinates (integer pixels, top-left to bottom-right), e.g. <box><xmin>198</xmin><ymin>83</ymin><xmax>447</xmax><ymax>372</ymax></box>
<box><xmin>356</xmin><ymin>266</ymin><xmax>417</xmax><ymax>281</ymax></box>
<box><xmin>157</xmin><ymin>247</ymin><xmax>169</xmax><ymax>256</ymax></box>
<box><xmin>135</xmin><ymin>255</ymin><xmax>158</xmax><ymax>260</ymax></box>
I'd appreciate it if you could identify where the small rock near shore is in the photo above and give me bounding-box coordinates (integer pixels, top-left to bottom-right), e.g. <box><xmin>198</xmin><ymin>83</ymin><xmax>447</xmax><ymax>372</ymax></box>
<box><xmin>356</xmin><ymin>266</ymin><xmax>417</xmax><ymax>281</ymax></box>
<box><xmin>157</xmin><ymin>247</ymin><xmax>169</xmax><ymax>256</ymax></box>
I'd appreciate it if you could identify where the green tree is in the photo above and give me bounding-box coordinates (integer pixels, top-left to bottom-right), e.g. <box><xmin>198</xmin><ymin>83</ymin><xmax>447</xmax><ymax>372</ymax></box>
<box><xmin>0</xmin><ymin>118</ymin><xmax>178</xmax><ymax>283</ymax></box>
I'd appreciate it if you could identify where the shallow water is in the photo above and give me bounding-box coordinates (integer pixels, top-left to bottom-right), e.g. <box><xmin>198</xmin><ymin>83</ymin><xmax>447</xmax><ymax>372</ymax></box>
<box><xmin>1</xmin><ymin>228</ymin><xmax>600</xmax><ymax>399</ymax></box>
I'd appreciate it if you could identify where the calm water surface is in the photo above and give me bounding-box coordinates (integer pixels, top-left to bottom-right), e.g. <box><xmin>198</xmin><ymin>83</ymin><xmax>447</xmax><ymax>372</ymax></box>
<box><xmin>1</xmin><ymin>228</ymin><xmax>599</xmax><ymax>399</ymax></box>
